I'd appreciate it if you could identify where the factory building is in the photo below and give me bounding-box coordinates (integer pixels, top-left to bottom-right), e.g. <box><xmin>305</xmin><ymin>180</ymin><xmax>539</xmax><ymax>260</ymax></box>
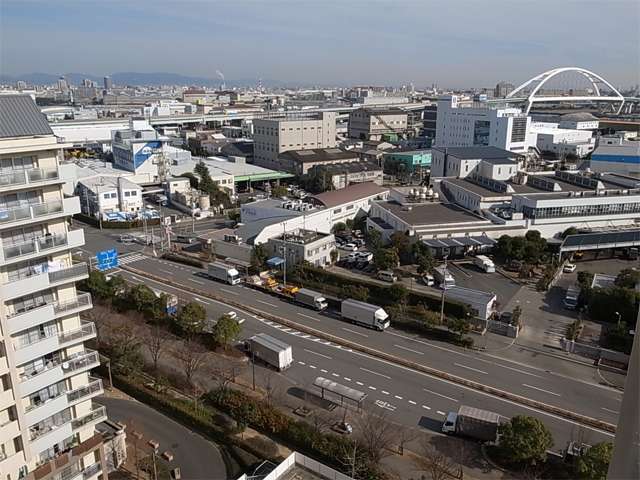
<box><xmin>348</xmin><ymin>107</ymin><xmax>409</xmax><ymax>142</ymax></box>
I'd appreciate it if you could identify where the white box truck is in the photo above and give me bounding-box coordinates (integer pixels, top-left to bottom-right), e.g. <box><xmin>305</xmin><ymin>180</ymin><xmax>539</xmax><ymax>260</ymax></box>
<box><xmin>434</xmin><ymin>266</ymin><xmax>455</xmax><ymax>289</ymax></box>
<box><xmin>473</xmin><ymin>255</ymin><xmax>495</xmax><ymax>273</ymax></box>
<box><xmin>208</xmin><ymin>261</ymin><xmax>241</xmax><ymax>285</ymax></box>
<box><xmin>340</xmin><ymin>299</ymin><xmax>390</xmax><ymax>331</ymax></box>
<box><xmin>245</xmin><ymin>334</ymin><xmax>293</xmax><ymax>371</ymax></box>
<box><xmin>442</xmin><ymin>405</ymin><xmax>505</xmax><ymax>442</ymax></box>
<box><xmin>564</xmin><ymin>285</ymin><xmax>580</xmax><ymax>310</ymax></box>
<box><xmin>293</xmin><ymin>288</ymin><xmax>328</xmax><ymax>311</ymax></box>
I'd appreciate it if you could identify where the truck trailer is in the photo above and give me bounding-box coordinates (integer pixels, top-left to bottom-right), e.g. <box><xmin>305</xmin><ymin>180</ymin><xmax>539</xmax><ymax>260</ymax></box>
<box><xmin>245</xmin><ymin>334</ymin><xmax>293</xmax><ymax>371</ymax></box>
<box><xmin>208</xmin><ymin>261</ymin><xmax>242</xmax><ymax>285</ymax></box>
<box><xmin>442</xmin><ymin>405</ymin><xmax>504</xmax><ymax>442</ymax></box>
<box><xmin>473</xmin><ymin>255</ymin><xmax>496</xmax><ymax>273</ymax></box>
<box><xmin>292</xmin><ymin>288</ymin><xmax>328</xmax><ymax>311</ymax></box>
<box><xmin>340</xmin><ymin>299</ymin><xmax>390</xmax><ymax>331</ymax></box>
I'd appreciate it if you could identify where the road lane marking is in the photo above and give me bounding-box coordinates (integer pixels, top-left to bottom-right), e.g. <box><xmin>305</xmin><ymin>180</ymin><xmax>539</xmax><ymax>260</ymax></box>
<box><xmin>303</xmin><ymin>349</ymin><xmax>332</xmax><ymax>360</ymax></box>
<box><xmin>382</xmin><ymin>390</ymin><xmax>390</xmax><ymax>395</ymax></box>
<box><xmin>220</xmin><ymin>288</ymin><xmax>239</xmax><ymax>296</ymax></box>
<box><xmin>601</xmin><ymin>407</ymin><xmax>619</xmax><ymax>415</ymax></box>
<box><xmin>394</xmin><ymin>395</ymin><xmax>403</xmax><ymax>400</ymax></box>
<box><xmin>309</xmin><ymin>365</ymin><xmax>317</xmax><ymax>369</ymax></box>
<box><xmin>408</xmin><ymin>400</ymin><xmax>417</xmax><ymax>405</ymax></box>
<box><xmin>454</xmin><ymin>363</ymin><xmax>488</xmax><ymax>375</ymax></box>
<box><xmin>190</xmin><ymin>278</ymin><xmax>205</xmax><ymax>285</ymax></box>
<box><xmin>394</xmin><ymin>344</ymin><xmax>424</xmax><ymax>355</ymax></box>
<box><xmin>422</xmin><ymin>388</ymin><xmax>458</xmax><ymax>402</ymax></box>
<box><xmin>422</xmin><ymin>405</ymin><xmax>431</xmax><ymax>410</ymax></box>
<box><xmin>257</xmin><ymin>300</ymin><xmax>278</xmax><ymax>307</ymax></box>
<box><xmin>491</xmin><ymin>363</ymin><xmax>543</xmax><ymax>378</ymax></box>
<box><xmin>194</xmin><ymin>297</ymin><xmax>210</xmax><ymax>304</ymax></box>
<box><xmin>341</xmin><ymin>327</ymin><xmax>369</xmax><ymax>338</ymax></box>
<box><xmin>299</xmin><ymin>313</ymin><xmax>320</xmax><ymax>322</ymax></box>
<box><xmin>331</xmin><ymin>373</ymin><xmax>340</xmax><ymax>377</ymax></box>
<box><xmin>356</xmin><ymin>381</ymin><xmax>364</xmax><ymax>386</ymax></box>
<box><xmin>344</xmin><ymin>377</ymin><xmax>351</xmax><ymax>382</ymax></box>
<box><xmin>320</xmin><ymin>369</ymin><xmax>328</xmax><ymax>373</ymax></box>
<box><xmin>160</xmin><ymin>269</ymin><xmax>173</xmax><ymax>276</ymax></box>
<box><xmin>437</xmin><ymin>411</ymin><xmax>446</xmax><ymax>416</ymax></box>
<box><xmin>522</xmin><ymin>384</ymin><xmax>561</xmax><ymax>397</ymax></box>
<box><xmin>298</xmin><ymin>361</ymin><xmax>306</xmax><ymax>366</ymax></box>
<box><xmin>360</xmin><ymin>367</ymin><xmax>391</xmax><ymax>379</ymax></box>
<box><xmin>368</xmin><ymin>386</ymin><xmax>376</xmax><ymax>390</ymax></box>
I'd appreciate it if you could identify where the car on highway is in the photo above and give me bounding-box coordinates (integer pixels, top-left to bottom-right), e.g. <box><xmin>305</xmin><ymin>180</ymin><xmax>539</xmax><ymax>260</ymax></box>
<box><xmin>563</xmin><ymin>263</ymin><xmax>577</xmax><ymax>273</ymax></box>
<box><xmin>377</xmin><ymin>270</ymin><xmax>397</xmax><ymax>283</ymax></box>
<box><xmin>119</xmin><ymin>234</ymin><xmax>134</xmax><ymax>244</ymax></box>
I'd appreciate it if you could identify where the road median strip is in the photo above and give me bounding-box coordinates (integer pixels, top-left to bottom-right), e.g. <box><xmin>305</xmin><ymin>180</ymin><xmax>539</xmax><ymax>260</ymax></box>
<box><xmin>121</xmin><ymin>264</ymin><xmax>617</xmax><ymax>434</ymax></box>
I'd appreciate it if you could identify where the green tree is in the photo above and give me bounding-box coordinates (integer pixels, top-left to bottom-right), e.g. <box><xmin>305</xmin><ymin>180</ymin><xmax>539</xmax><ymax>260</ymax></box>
<box><xmin>331</xmin><ymin>222</ymin><xmax>347</xmax><ymax>234</ymax></box>
<box><xmin>194</xmin><ymin>160</ymin><xmax>218</xmax><ymax>195</ymax></box>
<box><xmin>416</xmin><ymin>253</ymin><xmax>435</xmax><ymax>275</ymax></box>
<box><xmin>374</xmin><ymin>247</ymin><xmax>399</xmax><ymax>271</ymax></box>
<box><xmin>271</xmin><ymin>185</ymin><xmax>288</xmax><ymax>198</ymax></box>
<box><xmin>80</xmin><ymin>270</ymin><xmax>124</xmax><ymax>303</ymax></box>
<box><xmin>615</xmin><ymin>268</ymin><xmax>640</xmax><ymax>289</ymax></box>
<box><xmin>126</xmin><ymin>285</ymin><xmax>158</xmax><ymax>315</ymax></box>
<box><xmin>588</xmin><ymin>286</ymin><xmax>640</xmax><ymax>326</ymax></box>
<box><xmin>576</xmin><ymin>442</ymin><xmax>613</xmax><ymax>480</ymax></box>
<box><xmin>329</xmin><ymin>249</ymin><xmax>339</xmax><ymax>264</ymax></box>
<box><xmin>212</xmin><ymin>314</ymin><xmax>242</xmax><ymax>349</ymax></box>
<box><xmin>341</xmin><ymin>284</ymin><xmax>369</xmax><ymax>302</ymax></box>
<box><xmin>179</xmin><ymin>172</ymin><xmax>200</xmax><ymax>189</ymax></box>
<box><xmin>251</xmin><ymin>244</ymin><xmax>268</xmax><ymax>271</ymax></box>
<box><xmin>175</xmin><ymin>302</ymin><xmax>207</xmax><ymax>336</ymax></box>
<box><xmin>366</xmin><ymin>228</ymin><xmax>383</xmax><ymax>251</ymax></box>
<box><xmin>390</xmin><ymin>232</ymin><xmax>412</xmax><ymax>265</ymax></box>
<box><xmin>448</xmin><ymin>317</ymin><xmax>471</xmax><ymax>339</ymax></box>
<box><xmin>561</xmin><ymin>226</ymin><xmax>579</xmax><ymax>239</ymax></box>
<box><xmin>498</xmin><ymin>415</ymin><xmax>553</xmax><ymax>466</ymax></box>
<box><xmin>388</xmin><ymin>284</ymin><xmax>408</xmax><ymax>304</ymax></box>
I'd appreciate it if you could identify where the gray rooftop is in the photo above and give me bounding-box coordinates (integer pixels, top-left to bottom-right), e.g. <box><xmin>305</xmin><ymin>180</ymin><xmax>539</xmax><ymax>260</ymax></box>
<box><xmin>432</xmin><ymin>145</ymin><xmax>521</xmax><ymax>160</ymax></box>
<box><xmin>379</xmin><ymin>201</ymin><xmax>489</xmax><ymax>226</ymax></box>
<box><xmin>0</xmin><ymin>95</ymin><xmax>54</xmax><ymax>138</ymax></box>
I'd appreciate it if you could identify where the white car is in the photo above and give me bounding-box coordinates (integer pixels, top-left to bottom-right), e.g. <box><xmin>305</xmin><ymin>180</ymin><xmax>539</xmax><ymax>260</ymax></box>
<box><xmin>563</xmin><ymin>263</ymin><xmax>577</xmax><ymax>273</ymax></box>
<box><xmin>357</xmin><ymin>251</ymin><xmax>373</xmax><ymax>262</ymax></box>
<box><xmin>345</xmin><ymin>252</ymin><xmax>359</xmax><ymax>262</ymax></box>
<box><xmin>340</xmin><ymin>243</ymin><xmax>358</xmax><ymax>252</ymax></box>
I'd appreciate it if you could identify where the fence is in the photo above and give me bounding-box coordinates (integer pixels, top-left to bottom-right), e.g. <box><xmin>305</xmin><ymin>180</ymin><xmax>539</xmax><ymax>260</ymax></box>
<box><xmin>561</xmin><ymin>338</ymin><xmax>629</xmax><ymax>369</ymax></box>
<box><xmin>237</xmin><ymin>452</ymin><xmax>354</xmax><ymax>480</ymax></box>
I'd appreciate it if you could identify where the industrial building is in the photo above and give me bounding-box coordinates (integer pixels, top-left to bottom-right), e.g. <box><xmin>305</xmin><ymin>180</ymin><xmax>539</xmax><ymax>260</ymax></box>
<box><xmin>308</xmin><ymin>160</ymin><xmax>383</xmax><ymax>190</ymax></box>
<box><xmin>348</xmin><ymin>107</ymin><xmax>409</xmax><ymax>141</ymax></box>
<box><xmin>278</xmin><ymin>148</ymin><xmax>360</xmax><ymax>175</ymax></box>
<box><xmin>529</xmin><ymin>122</ymin><xmax>595</xmax><ymax>158</ymax></box>
<box><xmin>0</xmin><ymin>96</ymin><xmax>110</xmax><ymax>480</ymax></box>
<box><xmin>382</xmin><ymin>148</ymin><xmax>432</xmax><ymax>173</ymax></box>
<box><xmin>435</xmin><ymin>95</ymin><xmax>531</xmax><ymax>153</ymax></box>
<box><xmin>266</xmin><ymin>229</ymin><xmax>336</xmax><ymax>267</ymax></box>
<box><xmin>590</xmin><ymin>135</ymin><xmax>640</xmax><ymax>177</ymax></box>
<box><xmin>253</xmin><ymin>112</ymin><xmax>337</xmax><ymax>170</ymax></box>
<box><xmin>75</xmin><ymin>176</ymin><xmax>143</xmax><ymax>220</ymax></box>
<box><xmin>430</xmin><ymin>146</ymin><xmax>522</xmax><ymax>180</ymax></box>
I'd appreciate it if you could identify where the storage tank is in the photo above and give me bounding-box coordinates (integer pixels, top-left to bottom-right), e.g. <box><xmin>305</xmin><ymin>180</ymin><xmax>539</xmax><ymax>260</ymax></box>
<box><xmin>199</xmin><ymin>194</ymin><xmax>211</xmax><ymax>210</ymax></box>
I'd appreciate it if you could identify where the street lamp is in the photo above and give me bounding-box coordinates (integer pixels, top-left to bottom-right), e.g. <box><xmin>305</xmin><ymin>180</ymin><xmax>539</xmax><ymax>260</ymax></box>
<box><xmin>615</xmin><ymin>311</ymin><xmax>621</xmax><ymax>327</ymax></box>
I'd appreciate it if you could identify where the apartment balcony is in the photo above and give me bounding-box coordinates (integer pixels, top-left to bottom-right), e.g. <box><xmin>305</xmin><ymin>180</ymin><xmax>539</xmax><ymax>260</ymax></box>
<box><xmin>0</xmin><ymin>354</ymin><xmax>8</xmax><ymax>376</ymax></box>
<box><xmin>0</xmin><ymin>196</ymin><xmax>80</xmax><ymax>230</ymax></box>
<box><xmin>67</xmin><ymin>377</ymin><xmax>103</xmax><ymax>406</ymax></box>
<box><xmin>0</xmin><ymin>385</ymin><xmax>14</xmax><ymax>408</ymax></box>
<box><xmin>0</xmin><ymin>167</ymin><xmax>63</xmax><ymax>193</ymax></box>
<box><xmin>27</xmin><ymin>433</ymin><xmax>104</xmax><ymax>480</ymax></box>
<box><xmin>13</xmin><ymin>321</ymin><xmax>96</xmax><ymax>366</ymax></box>
<box><xmin>71</xmin><ymin>404</ymin><xmax>107</xmax><ymax>432</ymax></box>
<box><xmin>0</xmin><ymin>228</ymin><xmax>85</xmax><ymax>265</ymax></box>
<box><xmin>82</xmin><ymin>462</ymin><xmax>102</xmax><ymax>480</ymax></box>
<box><xmin>0</xmin><ymin>262</ymin><xmax>89</xmax><ymax>301</ymax></box>
<box><xmin>19</xmin><ymin>350</ymin><xmax>100</xmax><ymax>396</ymax></box>
<box><xmin>29</xmin><ymin>421</ymin><xmax>74</xmax><ymax>460</ymax></box>
<box><xmin>6</xmin><ymin>292</ymin><xmax>92</xmax><ymax>335</ymax></box>
<box><xmin>0</xmin><ymin>417</ymin><xmax>20</xmax><ymax>441</ymax></box>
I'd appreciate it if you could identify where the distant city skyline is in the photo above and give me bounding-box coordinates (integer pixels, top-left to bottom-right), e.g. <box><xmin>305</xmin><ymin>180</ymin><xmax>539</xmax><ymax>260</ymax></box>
<box><xmin>1</xmin><ymin>0</ymin><xmax>638</xmax><ymax>88</ymax></box>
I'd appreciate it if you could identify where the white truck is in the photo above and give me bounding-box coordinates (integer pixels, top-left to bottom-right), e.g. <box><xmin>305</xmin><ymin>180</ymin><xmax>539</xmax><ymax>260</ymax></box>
<box><xmin>340</xmin><ymin>299</ymin><xmax>390</xmax><ymax>331</ymax></box>
<box><xmin>473</xmin><ymin>255</ymin><xmax>495</xmax><ymax>273</ymax></box>
<box><xmin>208</xmin><ymin>261</ymin><xmax>241</xmax><ymax>285</ymax></box>
<box><xmin>442</xmin><ymin>405</ymin><xmax>505</xmax><ymax>442</ymax></box>
<box><xmin>564</xmin><ymin>285</ymin><xmax>580</xmax><ymax>310</ymax></box>
<box><xmin>245</xmin><ymin>334</ymin><xmax>293</xmax><ymax>371</ymax></box>
<box><xmin>293</xmin><ymin>288</ymin><xmax>328</xmax><ymax>311</ymax></box>
<box><xmin>434</xmin><ymin>266</ymin><xmax>455</xmax><ymax>289</ymax></box>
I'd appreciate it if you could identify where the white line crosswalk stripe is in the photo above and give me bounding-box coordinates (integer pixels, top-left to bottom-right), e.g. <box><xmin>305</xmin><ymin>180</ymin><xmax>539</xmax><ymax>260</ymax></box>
<box><xmin>118</xmin><ymin>253</ymin><xmax>147</xmax><ymax>265</ymax></box>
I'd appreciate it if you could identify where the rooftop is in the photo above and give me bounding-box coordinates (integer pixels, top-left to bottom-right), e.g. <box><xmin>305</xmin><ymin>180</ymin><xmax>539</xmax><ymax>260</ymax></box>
<box><xmin>220</xmin><ymin>141</ymin><xmax>254</xmax><ymax>157</ymax></box>
<box><xmin>0</xmin><ymin>95</ymin><xmax>54</xmax><ymax>138</ymax></box>
<box><xmin>79</xmin><ymin>175</ymin><xmax>140</xmax><ymax>190</ymax></box>
<box><xmin>432</xmin><ymin>145</ymin><xmax>522</xmax><ymax>161</ymax></box>
<box><xmin>311</xmin><ymin>160</ymin><xmax>381</xmax><ymax>174</ymax></box>
<box><xmin>275</xmin><ymin>229</ymin><xmax>331</xmax><ymax>245</ymax></box>
<box><xmin>176</xmin><ymin>156</ymin><xmax>293</xmax><ymax>182</ymax></box>
<box><xmin>379</xmin><ymin>200</ymin><xmax>488</xmax><ymax>226</ymax></box>
<box><xmin>309</xmin><ymin>182</ymin><xmax>387</xmax><ymax>208</ymax></box>
<box><xmin>280</xmin><ymin>148</ymin><xmax>359</xmax><ymax>163</ymax></box>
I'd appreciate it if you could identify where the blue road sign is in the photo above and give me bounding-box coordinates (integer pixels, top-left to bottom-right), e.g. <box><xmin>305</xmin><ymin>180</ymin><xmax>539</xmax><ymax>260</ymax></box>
<box><xmin>96</xmin><ymin>249</ymin><xmax>119</xmax><ymax>271</ymax></box>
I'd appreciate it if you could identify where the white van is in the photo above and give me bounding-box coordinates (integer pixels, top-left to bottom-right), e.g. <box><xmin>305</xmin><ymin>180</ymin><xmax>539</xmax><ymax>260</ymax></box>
<box><xmin>377</xmin><ymin>270</ymin><xmax>397</xmax><ymax>283</ymax></box>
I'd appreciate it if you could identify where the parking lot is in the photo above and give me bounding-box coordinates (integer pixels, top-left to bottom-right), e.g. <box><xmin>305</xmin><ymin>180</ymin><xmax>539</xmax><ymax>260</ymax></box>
<box><xmin>447</xmin><ymin>261</ymin><xmax>522</xmax><ymax>308</ymax></box>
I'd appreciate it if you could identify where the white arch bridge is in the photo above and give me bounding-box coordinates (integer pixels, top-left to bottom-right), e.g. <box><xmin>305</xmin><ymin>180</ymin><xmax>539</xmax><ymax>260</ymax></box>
<box><xmin>504</xmin><ymin>67</ymin><xmax>626</xmax><ymax>114</ymax></box>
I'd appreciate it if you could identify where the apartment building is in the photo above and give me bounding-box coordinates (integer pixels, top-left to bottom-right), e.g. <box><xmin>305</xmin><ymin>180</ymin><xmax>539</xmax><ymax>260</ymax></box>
<box><xmin>253</xmin><ymin>112</ymin><xmax>337</xmax><ymax>170</ymax></box>
<box><xmin>0</xmin><ymin>96</ymin><xmax>108</xmax><ymax>480</ymax></box>
<box><xmin>348</xmin><ymin>107</ymin><xmax>408</xmax><ymax>141</ymax></box>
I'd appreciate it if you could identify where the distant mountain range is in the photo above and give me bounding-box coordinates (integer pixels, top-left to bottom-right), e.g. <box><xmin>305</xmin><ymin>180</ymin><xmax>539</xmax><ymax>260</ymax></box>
<box><xmin>0</xmin><ymin>71</ymin><xmax>291</xmax><ymax>88</ymax></box>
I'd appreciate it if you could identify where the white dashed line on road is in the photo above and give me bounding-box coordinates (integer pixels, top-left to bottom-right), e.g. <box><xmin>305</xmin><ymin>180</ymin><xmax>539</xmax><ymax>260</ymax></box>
<box><xmin>408</xmin><ymin>400</ymin><xmax>417</xmax><ymax>405</ymax></box>
<box><xmin>368</xmin><ymin>386</ymin><xmax>376</xmax><ymax>390</ymax></box>
<box><xmin>256</xmin><ymin>300</ymin><xmax>278</xmax><ymax>307</ymax></box>
<box><xmin>320</xmin><ymin>369</ymin><xmax>328</xmax><ymax>373</ymax></box>
<box><xmin>454</xmin><ymin>363</ymin><xmax>488</xmax><ymax>375</ymax></box>
<box><xmin>394</xmin><ymin>395</ymin><xmax>403</xmax><ymax>400</ymax></box>
<box><xmin>360</xmin><ymin>367</ymin><xmax>391</xmax><ymax>379</ymax></box>
<box><xmin>341</xmin><ymin>327</ymin><xmax>369</xmax><ymax>338</ymax></box>
<box><xmin>331</xmin><ymin>373</ymin><xmax>340</xmax><ymax>377</ymax></box>
<box><xmin>344</xmin><ymin>377</ymin><xmax>351</xmax><ymax>382</ymax></box>
<box><xmin>194</xmin><ymin>297</ymin><xmax>210</xmax><ymax>304</ymax></box>
<box><xmin>298</xmin><ymin>361</ymin><xmax>306</xmax><ymax>366</ymax></box>
<box><xmin>394</xmin><ymin>344</ymin><xmax>424</xmax><ymax>355</ymax></box>
<box><xmin>303</xmin><ymin>349</ymin><xmax>332</xmax><ymax>360</ymax></box>
<box><xmin>381</xmin><ymin>390</ymin><xmax>390</xmax><ymax>395</ymax></box>
<box><xmin>422</xmin><ymin>388</ymin><xmax>458</xmax><ymax>402</ymax></box>
<box><xmin>298</xmin><ymin>313</ymin><xmax>320</xmax><ymax>322</ymax></box>
<box><xmin>356</xmin><ymin>381</ymin><xmax>364</xmax><ymax>386</ymax></box>
<box><xmin>522</xmin><ymin>384</ymin><xmax>561</xmax><ymax>397</ymax></box>
<box><xmin>160</xmin><ymin>269</ymin><xmax>173</xmax><ymax>276</ymax></box>
<box><xmin>437</xmin><ymin>411</ymin><xmax>446</xmax><ymax>416</ymax></box>
<box><xmin>190</xmin><ymin>278</ymin><xmax>205</xmax><ymax>285</ymax></box>
<box><xmin>422</xmin><ymin>405</ymin><xmax>431</xmax><ymax>410</ymax></box>
<box><xmin>601</xmin><ymin>407</ymin><xmax>619</xmax><ymax>415</ymax></box>
<box><xmin>309</xmin><ymin>365</ymin><xmax>317</xmax><ymax>369</ymax></box>
<box><xmin>220</xmin><ymin>288</ymin><xmax>239</xmax><ymax>296</ymax></box>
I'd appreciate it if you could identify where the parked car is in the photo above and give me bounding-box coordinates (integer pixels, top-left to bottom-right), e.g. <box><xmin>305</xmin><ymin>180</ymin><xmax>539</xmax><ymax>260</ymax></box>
<box><xmin>340</xmin><ymin>243</ymin><xmax>358</xmax><ymax>252</ymax></box>
<box><xmin>420</xmin><ymin>274</ymin><xmax>435</xmax><ymax>286</ymax></box>
<box><xmin>377</xmin><ymin>270</ymin><xmax>397</xmax><ymax>283</ymax></box>
<box><xmin>345</xmin><ymin>252</ymin><xmax>359</xmax><ymax>263</ymax></box>
<box><xmin>499</xmin><ymin>311</ymin><xmax>514</xmax><ymax>324</ymax></box>
<box><xmin>357</xmin><ymin>251</ymin><xmax>373</xmax><ymax>262</ymax></box>
<box><xmin>563</xmin><ymin>263</ymin><xmax>577</xmax><ymax>273</ymax></box>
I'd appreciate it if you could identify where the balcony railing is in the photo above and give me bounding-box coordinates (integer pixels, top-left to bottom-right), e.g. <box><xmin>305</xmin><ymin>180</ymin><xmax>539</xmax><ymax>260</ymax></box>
<box><xmin>20</xmin><ymin>350</ymin><xmax>99</xmax><ymax>384</ymax></box>
<box><xmin>54</xmin><ymin>292</ymin><xmax>92</xmax><ymax>315</ymax></box>
<box><xmin>48</xmin><ymin>263</ymin><xmax>88</xmax><ymax>283</ymax></box>
<box><xmin>0</xmin><ymin>167</ymin><xmax>59</xmax><ymax>189</ymax></box>
<box><xmin>0</xmin><ymin>199</ymin><xmax>63</xmax><ymax>225</ymax></box>
<box><xmin>67</xmin><ymin>378</ymin><xmax>103</xmax><ymax>404</ymax></box>
<box><xmin>83</xmin><ymin>462</ymin><xmax>101</xmax><ymax>479</ymax></box>
<box><xmin>3</xmin><ymin>233</ymin><xmax>68</xmax><ymax>260</ymax></box>
<box><xmin>58</xmin><ymin>321</ymin><xmax>95</xmax><ymax>345</ymax></box>
<box><xmin>71</xmin><ymin>405</ymin><xmax>107</xmax><ymax>430</ymax></box>
<box><xmin>30</xmin><ymin>410</ymin><xmax>73</xmax><ymax>440</ymax></box>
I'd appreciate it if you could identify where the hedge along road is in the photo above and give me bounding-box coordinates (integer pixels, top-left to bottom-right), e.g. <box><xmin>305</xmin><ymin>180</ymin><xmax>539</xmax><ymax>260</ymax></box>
<box><xmin>120</xmin><ymin>263</ymin><xmax>617</xmax><ymax>437</ymax></box>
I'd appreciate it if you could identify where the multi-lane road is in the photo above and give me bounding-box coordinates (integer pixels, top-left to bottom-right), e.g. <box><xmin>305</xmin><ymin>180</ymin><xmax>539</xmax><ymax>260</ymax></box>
<box><xmin>79</xmin><ymin>240</ymin><xmax>624</xmax><ymax>453</ymax></box>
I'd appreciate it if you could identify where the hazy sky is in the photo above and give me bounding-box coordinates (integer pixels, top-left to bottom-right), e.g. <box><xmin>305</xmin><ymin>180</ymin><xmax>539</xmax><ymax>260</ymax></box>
<box><xmin>1</xmin><ymin>0</ymin><xmax>639</xmax><ymax>88</ymax></box>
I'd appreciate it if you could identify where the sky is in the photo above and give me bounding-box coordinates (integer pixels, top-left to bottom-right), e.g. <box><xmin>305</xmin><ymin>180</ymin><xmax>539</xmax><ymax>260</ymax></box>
<box><xmin>1</xmin><ymin>0</ymin><xmax>639</xmax><ymax>88</ymax></box>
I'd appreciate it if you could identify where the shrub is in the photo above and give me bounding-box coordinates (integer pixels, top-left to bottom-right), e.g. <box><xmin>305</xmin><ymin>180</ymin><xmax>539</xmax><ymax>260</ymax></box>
<box><xmin>161</xmin><ymin>253</ymin><xmax>204</xmax><ymax>268</ymax></box>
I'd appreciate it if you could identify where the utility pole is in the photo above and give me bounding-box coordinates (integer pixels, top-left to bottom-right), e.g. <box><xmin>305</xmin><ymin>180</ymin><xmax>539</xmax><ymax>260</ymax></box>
<box><xmin>439</xmin><ymin>255</ymin><xmax>448</xmax><ymax>325</ymax></box>
<box><xmin>281</xmin><ymin>223</ymin><xmax>288</xmax><ymax>287</ymax></box>
<box><xmin>251</xmin><ymin>349</ymin><xmax>256</xmax><ymax>391</ymax></box>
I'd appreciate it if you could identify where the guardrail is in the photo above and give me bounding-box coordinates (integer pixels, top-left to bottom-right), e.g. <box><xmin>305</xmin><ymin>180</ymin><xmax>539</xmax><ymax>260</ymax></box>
<box><xmin>121</xmin><ymin>263</ymin><xmax>617</xmax><ymax>435</ymax></box>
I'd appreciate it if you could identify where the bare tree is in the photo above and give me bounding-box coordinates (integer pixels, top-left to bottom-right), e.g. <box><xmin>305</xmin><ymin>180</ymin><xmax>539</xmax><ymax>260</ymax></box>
<box><xmin>143</xmin><ymin>323</ymin><xmax>172</xmax><ymax>380</ymax></box>
<box><xmin>174</xmin><ymin>339</ymin><xmax>208</xmax><ymax>393</ymax></box>
<box><xmin>83</xmin><ymin>304</ymin><xmax>114</xmax><ymax>348</ymax></box>
<box><xmin>263</xmin><ymin>371</ymin><xmax>282</xmax><ymax>406</ymax></box>
<box><xmin>413</xmin><ymin>437</ymin><xmax>463</xmax><ymax>480</ymax></box>
<box><xmin>209</xmin><ymin>355</ymin><xmax>244</xmax><ymax>399</ymax></box>
<box><xmin>354</xmin><ymin>409</ymin><xmax>399</xmax><ymax>464</ymax></box>
<box><xmin>397</xmin><ymin>425</ymin><xmax>420</xmax><ymax>456</ymax></box>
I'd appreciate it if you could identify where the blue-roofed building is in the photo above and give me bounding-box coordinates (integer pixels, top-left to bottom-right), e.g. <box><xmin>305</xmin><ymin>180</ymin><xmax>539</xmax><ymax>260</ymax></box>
<box><xmin>382</xmin><ymin>148</ymin><xmax>431</xmax><ymax>173</ymax></box>
<box><xmin>590</xmin><ymin>135</ymin><xmax>640</xmax><ymax>177</ymax></box>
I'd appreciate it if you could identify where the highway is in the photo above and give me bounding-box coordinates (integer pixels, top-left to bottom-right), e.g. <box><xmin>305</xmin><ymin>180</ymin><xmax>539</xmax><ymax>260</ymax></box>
<box><xmin>97</xmin><ymin>250</ymin><xmax>621</xmax><ymax>452</ymax></box>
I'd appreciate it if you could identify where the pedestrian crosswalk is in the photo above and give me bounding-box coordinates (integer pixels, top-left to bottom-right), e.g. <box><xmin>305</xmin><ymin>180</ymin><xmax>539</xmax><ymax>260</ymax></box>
<box><xmin>118</xmin><ymin>253</ymin><xmax>147</xmax><ymax>266</ymax></box>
